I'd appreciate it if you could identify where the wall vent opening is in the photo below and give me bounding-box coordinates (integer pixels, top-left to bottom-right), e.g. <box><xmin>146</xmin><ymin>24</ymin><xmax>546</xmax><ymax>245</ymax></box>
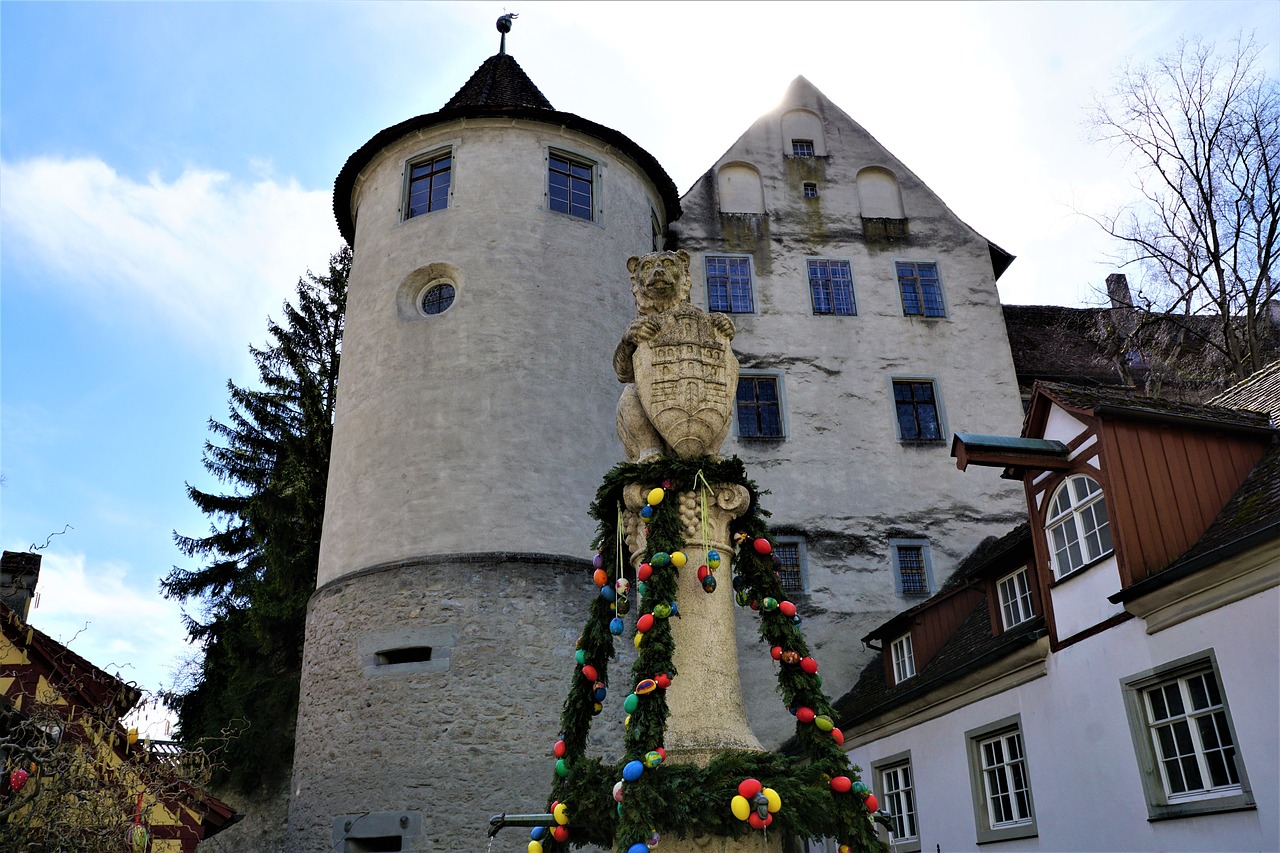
<box><xmin>376</xmin><ymin>646</ymin><xmax>432</xmax><ymax>666</ymax></box>
<box><xmin>345</xmin><ymin>837</ymin><xmax>403</xmax><ymax>853</ymax></box>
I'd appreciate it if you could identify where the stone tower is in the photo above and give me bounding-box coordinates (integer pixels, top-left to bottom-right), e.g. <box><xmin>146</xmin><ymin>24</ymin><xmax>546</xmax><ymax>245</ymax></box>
<box><xmin>287</xmin><ymin>38</ymin><xmax>679</xmax><ymax>852</ymax></box>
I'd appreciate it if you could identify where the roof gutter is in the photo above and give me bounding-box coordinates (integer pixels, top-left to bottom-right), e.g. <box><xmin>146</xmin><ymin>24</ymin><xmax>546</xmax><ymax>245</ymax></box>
<box><xmin>1093</xmin><ymin>404</ymin><xmax>1274</xmax><ymax>436</ymax></box>
<box><xmin>1110</xmin><ymin>520</ymin><xmax>1280</xmax><ymax>604</ymax></box>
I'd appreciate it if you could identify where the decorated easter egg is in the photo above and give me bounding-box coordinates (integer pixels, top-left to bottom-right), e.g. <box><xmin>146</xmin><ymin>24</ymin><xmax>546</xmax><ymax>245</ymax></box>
<box><xmin>594</xmin><ymin>682</ymin><xmax>608</xmax><ymax>702</ymax></box>
<box><xmin>647</xmin><ymin>488</ymin><xmax>665</xmax><ymax>506</ymax></box>
<box><xmin>830</xmin><ymin>775</ymin><xmax>852</xmax><ymax>793</ymax></box>
<box><xmin>651</xmin><ymin>552</ymin><xmax>670</xmax><ymax>567</ymax></box>
<box><xmin>815</xmin><ymin>715</ymin><xmax>834</xmax><ymax>732</ymax></box>
<box><xmin>616</xmin><ymin>578</ymin><xmax>630</xmax><ymax>593</ymax></box>
<box><xmin>644</xmin><ymin>750</ymin><xmax>663</xmax><ymax>768</ymax></box>
<box><xmin>763</xmin><ymin>787</ymin><xmax>781</xmax><ymax>813</ymax></box>
<box><xmin>655</xmin><ymin>672</ymin><xmax>672</xmax><ymax>689</ymax></box>
<box><xmin>753</xmin><ymin>538</ymin><xmax>772</xmax><ymax>555</ymax></box>
<box><xmin>866</xmin><ymin>793</ymin><xmax>879</xmax><ymax>812</ymax></box>
<box><xmin>555</xmin><ymin>759</ymin><xmax>569</xmax><ymax>778</ymax></box>
<box><xmin>735</xmin><ymin>590</ymin><xmax>750</xmax><ymax>606</ymax></box>
<box><xmin>852</xmin><ymin>781</ymin><xmax>870</xmax><ymax>797</ymax></box>
<box><xmin>670</xmin><ymin>551</ymin><xmax>687</xmax><ymax>568</ymax></box>
<box><xmin>838</xmin><ymin>846</ymin><xmax>852</xmax><ymax>853</ymax></box>
<box><xmin>592</xmin><ymin>702</ymin><xmax>603</xmax><ymax>715</ymax></box>
<box><xmin>593</xmin><ymin>568</ymin><xmax>608</xmax><ymax>586</ymax></box>
<box><xmin>653</xmin><ymin>603</ymin><xmax>672</xmax><ymax>619</ymax></box>
<box><xmin>762</xmin><ymin>597</ymin><xmax>778</xmax><ymax>610</ymax></box>
<box><xmin>733</xmin><ymin>531</ymin><xmax>749</xmax><ymax>544</ymax></box>
<box><xmin>796</xmin><ymin>707</ymin><xmax>816</xmax><ymax>723</ymax></box>
<box><xmin>737</xmin><ymin>778</ymin><xmax>763</xmax><ymax>799</ymax></box>
<box><xmin>553</xmin><ymin>739</ymin><xmax>566</xmax><ymax>758</ymax></box>
<box><xmin>801</xmin><ymin>656</ymin><xmax>819</xmax><ymax>674</ymax></box>
<box><xmin>702</xmin><ymin>575</ymin><xmax>717</xmax><ymax>593</ymax></box>
<box><xmin>610</xmin><ymin>617</ymin><xmax>624</xmax><ymax>635</ymax></box>
<box><xmin>707</xmin><ymin>550</ymin><xmax>722</xmax><ymax>569</ymax></box>
<box><xmin>781</xmin><ymin>651</ymin><xmax>800</xmax><ymax>665</ymax></box>
<box><xmin>640</xmin><ymin>505</ymin><xmax>654</xmax><ymax>520</ymax></box>
<box><xmin>731</xmin><ymin>795</ymin><xmax>750</xmax><ymax>821</ymax></box>
<box><xmin>635</xmin><ymin>678</ymin><xmax>657</xmax><ymax>695</ymax></box>
<box><xmin>623</xmin><ymin>760</ymin><xmax>644</xmax><ymax>781</ymax></box>
<box><xmin>10</xmin><ymin>768</ymin><xmax>30</xmax><ymax>792</ymax></box>
<box><xmin>779</xmin><ymin>600</ymin><xmax>796</xmax><ymax>617</ymax></box>
<box><xmin>613</xmin><ymin>780</ymin><xmax>625</xmax><ymax>802</ymax></box>
<box><xmin>638</xmin><ymin>563</ymin><xmax>653</xmax><ymax>581</ymax></box>
<box><xmin>127</xmin><ymin>825</ymin><xmax>149</xmax><ymax>853</ymax></box>
<box><xmin>616</xmin><ymin>595</ymin><xmax>631</xmax><ymax>616</ymax></box>
<box><xmin>623</xmin><ymin>693</ymin><xmax>640</xmax><ymax>713</ymax></box>
<box><xmin>581</xmin><ymin>664</ymin><xmax>598</xmax><ymax>682</ymax></box>
<box><xmin>551</xmin><ymin>825</ymin><xmax>569</xmax><ymax>842</ymax></box>
<box><xmin>648</xmin><ymin>830</ymin><xmax>661</xmax><ymax>846</ymax></box>
<box><xmin>553</xmin><ymin>803</ymin><xmax>569</xmax><ymax>825</ymax></box>
<box><xmin>637</xmin><ymin>613</ymin><xmax>655</xmax><ymax>633</ymax></box>
<box><xmin>732</xmin><ymin>573</ymin><xmax>747</xmax><ymax>591</ymax></box>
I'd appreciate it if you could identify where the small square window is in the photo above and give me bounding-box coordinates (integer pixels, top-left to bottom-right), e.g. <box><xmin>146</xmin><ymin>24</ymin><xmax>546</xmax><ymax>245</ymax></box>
<box><xmin>896</xmin><ymin>261</ymin><xmax>946</xmax><ymax>318</ymax></box>
<box><xmin>705</xmin><ymin>255</ymin><xmax>754</xmax><ymax>313</ymax></box>
<box><xmin>890</xmin><ymin>539</ymin><xmax>934</xmax><ymax>597</ymax></box>
<box><xmin>735</xmin><ymin>375</ymin><xmax>784</xmax><ymax>439</ymax></box>
<box><xmin>771</xmin><ymin>538</ymin><xmax>807</xmax><ymax>594</ymax></box>
<box><xmin>890</xmin><ymin>634</ymin><xmax>915</xmax><ymax>683</ymax></box>
<box><xmin>892</xmin><ymin>380</ymin><xmax>943</xmax><ymax>442</ymax></box>
<box><xmin>997</xmin><ymin>568</ymin><xmax>1034</xmax><ymax>629</ymax></box>
<box><xmin>807</xmin><ymin>259</ymin><xmax>856</xmax><ymax>316</ymax></box>
<box><xmin>792</xmin><ymin>139</ymin><xmax>815</xmax><ymax>157</ymax></box>
<box><xmin>549</xmin><ymin>151</ymin><xmax>594</xmax><ymax>220</ymax></box>
<box><xmin>1122</xmin><ymin>652</ymin><xmax>1254</xmax><ymax>820</ymax></box>
<box><xmin>405</xmin><ymin>150</ymin><xmax>452</xmax><ymax>219</ymax></box>
<box><xmin>966</xmin><ymin>716</ymin><xmax>1038</xmax><ymax>844</ymax></box>
<box><xmin>803</xmin><ymin>182</ymin><xmax>818</xmax><ymax>198</ymax></box>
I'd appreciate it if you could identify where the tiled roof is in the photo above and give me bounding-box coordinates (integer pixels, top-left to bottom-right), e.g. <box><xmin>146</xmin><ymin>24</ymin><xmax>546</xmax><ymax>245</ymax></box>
<box><xmin>1211</xmin><ymin>359</ymin><xmax>1280</xmax><ymax>426</ymax></box>
<box><xmin>443</xmin><ymin>53</ymin><xmax>554</xmax><ymax>110</ymax></box>
<box><xmin>1035</xmin><ymin>381</ymin><xmax>1273</xmax><ymax>431</ymax></box>
<box><xmin>1003</xmin><ymin>305</ymin><xmax>1124</xmax><ymax>385</ymax></box>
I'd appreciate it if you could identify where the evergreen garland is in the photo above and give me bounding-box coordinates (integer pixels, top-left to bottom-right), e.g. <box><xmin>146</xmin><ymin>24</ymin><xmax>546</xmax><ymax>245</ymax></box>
<box><xmin>541</xmin><ymin>458</ymin><xmax>885</xmax><ymax>853</ymax></box>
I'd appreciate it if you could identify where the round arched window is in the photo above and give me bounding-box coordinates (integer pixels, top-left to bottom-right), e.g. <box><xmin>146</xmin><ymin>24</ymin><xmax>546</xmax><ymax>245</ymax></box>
<box><xmin>1045</xmin><ymin>474</ymin><xmax>1113</xmax><ymax>579</ymax></box>
<box><xmin>420</xmin><ymin>282</ymin><xmax>456</xmax><ymax>315</ymax></box>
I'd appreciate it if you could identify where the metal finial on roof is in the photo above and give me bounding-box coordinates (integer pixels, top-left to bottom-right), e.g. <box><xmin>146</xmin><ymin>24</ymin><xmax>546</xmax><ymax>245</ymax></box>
<box><xmin>497</xmin><ymin>13</ymin><xmax>517</xmax><ymax>54</ymax></box>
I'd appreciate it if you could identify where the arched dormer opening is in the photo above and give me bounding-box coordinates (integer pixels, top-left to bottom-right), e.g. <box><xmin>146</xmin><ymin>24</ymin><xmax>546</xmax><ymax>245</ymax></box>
<box><xmin>781</xmin><ymin>109</ymin><xmax>826</xmax><ymax>157</ymax></box>
<box><xmin>717</xmin><ymin>163</ymin><xmax>765</xmax><ymax>214</ymax></box>
<box><xmin>857</xmin><ymin>166</ymin><xmax>908</xmax><ymax>242</ymax></box>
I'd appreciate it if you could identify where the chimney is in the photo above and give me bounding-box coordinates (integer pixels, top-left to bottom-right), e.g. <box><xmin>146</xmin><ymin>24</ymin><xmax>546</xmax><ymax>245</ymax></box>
<box><xmin>1106</xmin><ymin>273</ymin><xmax>1132</xmax><ymax>309</ymax></box>
<box><xmin>0</xmin><ymin>551</ymin><xmax>42</xmax><ymax>621</ymax></box>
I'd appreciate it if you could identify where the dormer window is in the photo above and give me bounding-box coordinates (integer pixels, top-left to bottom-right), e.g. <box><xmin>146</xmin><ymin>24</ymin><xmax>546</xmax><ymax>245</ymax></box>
<box><xmin>1046</xmin><ymin>474</ymin><xmax>1113</xmax><ymax>579</ymax></box>
<box><xmin>791</xmin><ymin>139</ymin><xmax>815</xmax><ymax>157</ymax></box>
<box><xmin>891</xmin><ymin>634</ymin><xmax>916</xmax><ymax>683</ymax></box>
<box><xmin>997</xmin><ymin>568</ymin><xmax>1034</xmax><ymax>629</ymax></box>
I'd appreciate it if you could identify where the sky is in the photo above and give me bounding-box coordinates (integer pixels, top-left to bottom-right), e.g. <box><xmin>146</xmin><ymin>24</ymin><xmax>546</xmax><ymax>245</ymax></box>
<box><xmin>2</xmin><ymin>1</ymin><xmax>1277</xmax><ymax>733</ymax></box>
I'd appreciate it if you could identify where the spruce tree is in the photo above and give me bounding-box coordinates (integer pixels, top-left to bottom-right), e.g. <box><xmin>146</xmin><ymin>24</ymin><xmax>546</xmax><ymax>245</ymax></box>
<box><xmin>162</xmin><ymin>247</ymin><xmax>349</xmax><ymax>792</ymax></box>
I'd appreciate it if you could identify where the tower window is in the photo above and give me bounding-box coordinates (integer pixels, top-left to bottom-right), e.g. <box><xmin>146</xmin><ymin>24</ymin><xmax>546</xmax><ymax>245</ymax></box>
<box><xmin>791</xmin><ymin>139</ymin><xmax>815</xmax><ymax>157</ymax></box>
<box><xmin>803</xmin><ymin>182</ymin><xmax>818</xmax><ymax>198</ymax></box>
<box><xmin>419</xmin><ymin>283</ymin><xmax>456</xmax><ymax>316</ymax></box>
<box><xmin>405</xmin><ymin>150</ymin><xmax>452</xmax><ymax>218</ymax></box>
<box><xmin>807</xmin><ymin>259</ymin><xmax>856</xmax><ymax>316</ymax></box>
<box><xmin>891</xmin><ymin>538</ymin><xmax>934</xmax><ymax>597</ymax></box>
<box><xmin>549</xmin><ymin>151</ymin><xmax>594</xmax><ymax>220</ymax></box>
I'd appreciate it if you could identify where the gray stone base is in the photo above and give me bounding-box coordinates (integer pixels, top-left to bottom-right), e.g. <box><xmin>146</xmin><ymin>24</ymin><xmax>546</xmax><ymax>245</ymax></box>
<box><xmin>286</xmin><ymin>553</ymin><xmax>617</xmax><ymax>852</ymax></box>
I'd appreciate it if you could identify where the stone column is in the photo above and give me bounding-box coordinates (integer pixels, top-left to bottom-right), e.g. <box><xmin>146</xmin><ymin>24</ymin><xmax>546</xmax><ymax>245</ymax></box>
<box><xmin>622</xmin><ymin>483</ymin><xmax>781</xmax><ymax>852</ymax></box>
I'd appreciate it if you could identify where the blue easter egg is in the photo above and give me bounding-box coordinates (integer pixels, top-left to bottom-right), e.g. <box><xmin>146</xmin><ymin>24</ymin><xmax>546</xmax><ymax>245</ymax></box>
<box><xmin>629</xmin><ymin>844</ymin><xmax>649</xmax><ymax>853</ymax></box>
<box><xmin>623</xmin><ymin>760</ymin><xmax>644</xmax><ymax>781</ymax></box>
<box><xmin>641</xmin><ymin>505</ymin><xmax>654</xmax><ymax>519</ymax></box>
<box><xmin>707</xmin><ymin>550</ymin><xmax>721</xmax><ymax>568</ymax></box>
<box><xmin>602</xmin><ymin>586</ymin><xmax>617</xmax><ymax>602</ymax></box>
<box><xmin>651</xmin><ymin>552</ymin><xmax>670</xmax><ymax>567</ymax></box>
<box><xmin>610</xmin><ymin>617</ymin><xmax>624</xmax><ymax>635</ymax></box>
<box><xmin>531</xmin><ymin>827</ymin><xmax>546</xmax><ymax>841</ymax></box>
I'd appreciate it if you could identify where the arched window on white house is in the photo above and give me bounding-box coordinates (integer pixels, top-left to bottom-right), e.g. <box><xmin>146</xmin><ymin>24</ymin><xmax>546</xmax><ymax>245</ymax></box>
<box><xmin>1046</xmin><ymin>474</ymin><xmax>1113</xmax><ymax>579</ymax></box>
<box><xmin>716</xmin><ymin>163</ymin><xmax>765</xmax><ymax>214</ymax></box>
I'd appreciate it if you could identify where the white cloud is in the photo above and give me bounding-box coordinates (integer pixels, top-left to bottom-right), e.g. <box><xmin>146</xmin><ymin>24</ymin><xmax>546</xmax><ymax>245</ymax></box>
<box><xmin>0</xmin><ymin>157</ymin><xmax>341</xmax><ymax>367</ymax></box>
<box><xmin>21</xmin><ymin>549</ymin><xmax>190</xmax><ymax>697</ymax></box>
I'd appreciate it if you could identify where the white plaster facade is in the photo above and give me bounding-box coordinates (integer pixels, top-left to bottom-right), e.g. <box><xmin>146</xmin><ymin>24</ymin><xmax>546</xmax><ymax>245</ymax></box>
<box><xmin>670</xmin><ymin>77</ymin><xmax>1027</xmax><ymax>745</ymax></box>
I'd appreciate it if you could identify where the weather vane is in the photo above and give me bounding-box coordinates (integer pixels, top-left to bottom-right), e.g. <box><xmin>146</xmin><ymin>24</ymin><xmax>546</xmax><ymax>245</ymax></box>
<box><xmin>497</xmin><ymin>12</ymin><xmax>518</xmax><ymax>55</ymax></box>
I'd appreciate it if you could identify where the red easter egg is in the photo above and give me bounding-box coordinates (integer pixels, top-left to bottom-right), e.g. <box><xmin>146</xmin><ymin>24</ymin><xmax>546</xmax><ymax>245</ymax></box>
<box><xmin>748</xmin><ymin>813</ymin><xmax>765</xmax><ymax>829</ymax></box>
<box><xmin>697</xmin><ymin>565</ymin><xmax>710</xmax><ymax>581</ymax></box>
<box><xmin>737</xmin><ymin>778</ymin><xmax>763</xmax><ymax>799</ymax></box>
<box><xmin>581</xmin><ymin>665</ymin><xmax>598</xmax><ymax>682</ymax></box>
<box><xmin>9</xmin><ymin>769</ymin><xmax>28</xmax><ymax>792</ymax></box>
<box><xmin>553</xmin><ymin>739</ymin><xmax>566</xmax><ymax>758</ymax></box>
<box><xmin>779</xmin><ymin>600</ymin><xmax>796</xmax><ymax>617</ymax></box>
<box><xmin>830</xmin><ymin>775</ymin><xmax>852</xmax><ymax>793</ymax></box>
<box><xmin>753</xmin><ymin>538</ymin><xmax>772</xmax><ymax>555</ymax></box>
<box><xmin>552</xmin><ymin>825</ymin><xmax>569</xmax><ymax>842</ymax></box>
<box><xmin>655</xmin><ymin>672</ymin><xmax>672</xmax><ymax>689</ymax></box>
<box><xmin>796</xmin><ymin>707</ymin><xmax>816</xmax><ymax>723</ymax></box>
<box><xmin>770</xmin><ymin>646</ymin><xmax>782</xmax><ymax>660</ymax></box>
<box><xmin>800</xmin><ymin>656</ymin><xmax>819</xmax><ymax>674</ymax></box>
<box><xmin>866</xmin><ymin>793</ymin><xmax>879</xmax><ymax>812</ymax></box>
<box><xmin>593</xmin><ymin>569</ymin><xmax>608</xmax><ymax>586</ymax></box>
<box><xmin>638</xmin><ymin>563</ymin><xmax>652</xmax><ymax>581</ymax></box>
<box><xmin>656</xmin><ymin>747</ymin><xmax>667</xmax><ymax>760</ymax></box>
<box><xmin>831</xmin><ymin>727</ymin><xmax>845</xmax><ymax>745</ymax></box>
<box><xmin>637</xmin><ymin>614</ymin><xmax>654</xmax><ymax>633</ymax></box>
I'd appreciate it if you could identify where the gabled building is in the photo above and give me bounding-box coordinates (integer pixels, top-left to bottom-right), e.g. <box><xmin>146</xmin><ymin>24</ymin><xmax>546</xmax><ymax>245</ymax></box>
<box><xmin>834</xmin><ymin>370</ymin><xmax>1279</xmax><ymax>851</ymax></box>
<box><xmin>0</xmin><ymin>551</ymin><xmax>236</xmax><ymax>851</ymax></box>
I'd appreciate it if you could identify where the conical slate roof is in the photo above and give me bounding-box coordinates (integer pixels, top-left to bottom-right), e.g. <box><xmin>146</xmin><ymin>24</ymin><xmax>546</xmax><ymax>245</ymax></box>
<box><xmin>443</xmin><ymin>53</ymin><xmax>553</xmax><ymax>111</ymax></box>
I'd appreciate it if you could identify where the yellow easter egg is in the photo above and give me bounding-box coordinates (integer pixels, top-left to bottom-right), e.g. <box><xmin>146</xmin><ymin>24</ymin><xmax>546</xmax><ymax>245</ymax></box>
<box><xmin>731</xmin><ymin>794</ymin><xmax>751</xmax><ymax>821</ymax></box>
<box><xmin>553</xmin><ymin>803</ymin><xmax>569</xmax><ymax>825</ymax></box>
<box><xmin>647</xmin><ymin>487</ymin><xmax>665</xmax><ymax>506</ymax></box>
<box><xmin>670</xmin><ymin>551</ymin><xmax>687</xmax><ymax>568</ymax></box>
<box><xmin>763</xmin><ymin>787</ymin><xmax>781</xmax><ymax>813</ymax></box>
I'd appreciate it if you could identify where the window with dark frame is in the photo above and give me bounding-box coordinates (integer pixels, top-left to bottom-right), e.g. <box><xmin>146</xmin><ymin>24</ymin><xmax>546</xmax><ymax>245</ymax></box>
<box><xmin>549</xmin><ymin>152</ymin><xmax>593</xmax><ymax>220</ymax></box>
<box><xmin>893</xmin><ymin>380</ymin><xmax>942</xmax><ymax>441</ymax></box>
<box><xmin>420</xmin><ymin>283</ymin><xmax>456</xmax><ymax>316</ymax></box>
<box><xmin>706</xmin><ymin>256</ymin><xmax>755</xmax><ymax>313</ymax></box>
<box><xmin>894</xmin><ymin>545</ymin><xmax>929</xmax><ymax>596</ymax></box>
<box><xmin>807</xmin><ymin>259</ymin><xmax>856</xmax><ymax>316</ymax></box>
<box><xmin>773</xmin><ymin>542</ymin><xmax>803</xmax><ymax>594</ymax></box>
<box><xmin>791</xmin><ymin>139</ymin><xmax>815</xmax><ymax>157</ymax></box>
<box><xmin>735</xmin><ymin>376</ymin><xmax>782</xmax><ymax>439</ymax></box>
<box><xmin>896</xmin><ymin>261</ymin><xmax>946</xmax><ymax>317</ymax></box>
<box><xmin>406</xmin><ymin>151</ymin><xmax>452</xmax><ymax>218</ymax></box>
<box><xmin>803</xmin><ymin>182</ymin><xmax>819</xmax><ymax>198</ymax></box>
